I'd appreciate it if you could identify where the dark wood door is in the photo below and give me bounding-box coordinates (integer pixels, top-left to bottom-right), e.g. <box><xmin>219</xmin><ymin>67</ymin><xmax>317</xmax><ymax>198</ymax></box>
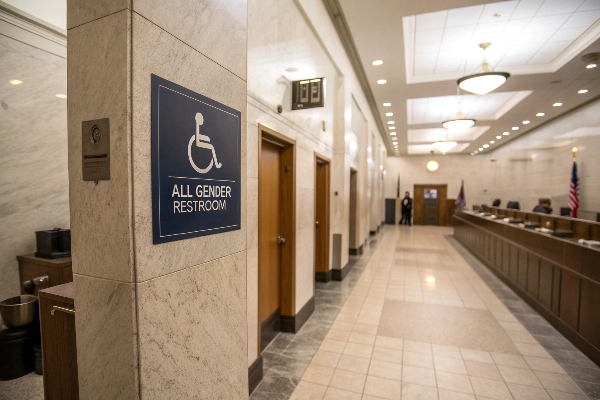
<box><xmin>413</xmin><ymin>184</ymin><xmax>448</xmax><ymax>225</ymax></box>
<box><xmin>259</xmin><ymin>140</ymin><xmax>282</xmax><ymax>325</ymax></box>
<box><xmin>315</xmin><ymin>158</ymin><xmax>330</xmax><ymax>274</ymax></box>
<box><xmin>349</xmin><ymin>169</ymin><xmax>358</xmax><ymax>250</ymax></box>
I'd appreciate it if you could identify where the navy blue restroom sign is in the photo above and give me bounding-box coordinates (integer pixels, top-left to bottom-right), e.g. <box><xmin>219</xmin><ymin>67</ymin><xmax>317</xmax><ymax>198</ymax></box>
<box><xmin>151</xmin><ymin>74</ymin><xmax>241</xmax><ymax>244</ymax></box>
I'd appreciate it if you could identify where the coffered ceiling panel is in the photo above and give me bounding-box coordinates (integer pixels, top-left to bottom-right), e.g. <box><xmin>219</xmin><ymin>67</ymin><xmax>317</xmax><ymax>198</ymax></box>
<box><xmin>408</xmin><ymin>127</ymin><xmax>489</xmax><ymax>143</ymax></box>
<box><xmin>403</xmin><ymin>0</ymin><xmax>600</xmax><ymax>84</ymax></box>
<box><xmin>407</xmin><ymin>91</ymin><xmax>532</xmax><ymax>125</ymax></box>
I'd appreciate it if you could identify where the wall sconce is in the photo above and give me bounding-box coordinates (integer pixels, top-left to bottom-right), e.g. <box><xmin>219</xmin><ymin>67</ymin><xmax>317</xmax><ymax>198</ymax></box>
<box><xmin>427</xmin><ymin>160</ymin><xmax>439</xmax><ymax>172</ymax></box>
<box><xmin>276</xmin><ymin>75</ymin><xmax>291</xmax><ymax>114</ymax></box>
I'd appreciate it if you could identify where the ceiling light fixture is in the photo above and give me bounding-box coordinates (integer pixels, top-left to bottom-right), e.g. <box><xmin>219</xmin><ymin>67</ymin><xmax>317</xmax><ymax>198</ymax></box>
<box><xmin>372</xmin><ymin>60</ymin><xmax>384</xmax><ymax>66</ymax></box>
<box><xmin>426</xmin><ymin>160</ymin><xmax>440</xmax><ymax>172</ymax></box>
<box><xmin>443</xmin><ymin>87</ymin><xmax>476</xmax><ymax>132</ymax></box>
<box><xmin>496</xmin><ymin>136</ymin><xmax>501</xmax><ymax>139</ymax></box>
<box><xmin>479</xmin><ymin>147</ymin><xmax>484</xmax><ymax>151</ymax></box>
<box><xmin>512</xmin><ymin>126</ymin><xmax>519</xmax><ymax>130</ymax></box>
<box><xmin>536</xmin><ymin>113</ymin><xmax>545</xmax><ymax>116</ymax></box>
<box><xmin>483</xmin><ymin>144</ymin><xmax>489</xmax><ymax>148</ymax></box>
<box><xmin>432</xmin><ymin>129</ymin><xmax>458</xmax><ymax>154</ymax></box>
<box><xmin>389</xmin><ymin>126</ymin><xmax>396</xmax><ymax>130</ymax></box>
<box><xmin>390</xmin><ymin>132</ymin><xmax>396</xmax><ymax>135</ymax></box>
<box><xmin>587</xmin><ymin>63</ymin><xmax>597</xmax><ymax>69</ymax></box>
<box><xmin>578</xmin><ymin>89</ymin><xmax>588</xmax><ymax>94</ymax></box>
<box><xmin>523</xmin><ymin>120</ymin><xmax>530</xmax><ymax>124</ymax></box>
<box><xmin>55</xmin><ymin>94</ymin><xmax>67</xmax><ymax>99</ymax></box>
<box><xmin>387</xmin><ymin>121</ymin><xmax>395</xmax><ymax>124</ymax></box>
<box><xmin>385</xmin><ymin>112</ymin><xmax>393</xmax><ymax>116</ymax></box>
<box><xmin>457</xmin><ymin>42</ymin><xmax>510</xmax><ymax>95</ymax></box>
<box><xmin>503</xmin><ymin>131</ymin><xmax>509</xmax><ymax>135</ymax></box>
<box><xmin>383</xmin><ymin>103</ymin><xmax>391</xmax><ymax>107</ymax></box>
<box><xmin>553</xmin><ymin>102</ymin><xmax>562</xmax><ymax>107</ymax></box>
<box><xmin>490</xmin><ymin>141</ymin><xmax>495</xmax><ymax>144</ymax></box>
<box><xmin>9</xmin><ymin>79</ymin><xmax>23</xmax><ymax>85</ymax></box>
<box><xmin>377</xmin><ymin>79</ymin><xmax>387</xmax><ymax>84</ymax></box>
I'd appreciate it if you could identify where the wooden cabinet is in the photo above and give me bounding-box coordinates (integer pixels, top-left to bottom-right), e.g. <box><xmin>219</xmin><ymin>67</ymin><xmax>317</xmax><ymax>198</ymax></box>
<box><xmin>17</xmin><ymin>254</ymin><xmax>72</xmax><ymax>296</ymax></box>
<box><xmin>38</xmin><ymin>283</ymin><xmax>79</xmax><ymax>400</ymax></box>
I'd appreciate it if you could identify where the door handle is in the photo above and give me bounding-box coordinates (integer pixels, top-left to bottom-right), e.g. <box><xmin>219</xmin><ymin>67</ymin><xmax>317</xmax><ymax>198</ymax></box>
<box><xmin>315</xmin><ymin>221</ymin><xmax>320</xmax><ymax>227</ymax></box>
<box><xmin>277</xmin><ymin>236</ymin><xmax>286</xmax><ymax>245</ymax></box>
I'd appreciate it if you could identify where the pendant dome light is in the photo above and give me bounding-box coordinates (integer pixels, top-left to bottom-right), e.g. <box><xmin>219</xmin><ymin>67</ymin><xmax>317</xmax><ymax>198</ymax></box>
<box><xmin>458</xmin><ymin>42</ymin><xmax>510</xmax><ymax>95</ymax></box>
<box><xmin>442</xmin><ymin>86</ymin><xmax>475</xmax><ymax>132</ymax></box>
<box><xmin>432</xmin><ymin>130</ymin><xmax>458</xmax><ymax>154</ymax></box>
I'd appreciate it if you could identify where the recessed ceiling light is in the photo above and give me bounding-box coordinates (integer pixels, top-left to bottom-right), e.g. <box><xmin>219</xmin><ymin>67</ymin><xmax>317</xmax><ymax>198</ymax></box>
<box><xmin>390</xmin><ymin>132</ymin><xmax>396</xmax><ymax>136</ymax></box>
<box><xmin>553</xmin><ymin>102</ymin><xmax>562</xmax><ymax>107</ymax></box>
<box><xmin>377</xmin><ymin>79</ymin><xmax>387</xmax><ymax>84</ymax></box>
<box><xmin>586</xmin><ymin>63</ymin><xmax>597</xmax><ymax>69</ymax></box>
<box><xmin>383</xmin><ymin>102</ymin><xmax>391</xmax><ymax>107</ymax></box>
<box><xmin>387</xmin><ymin>121</ymin><xmax>394</xmax><ymax>124</ymax></box>
<box><xmin>285</xmin><ymin>67</ymin><xmax>298</xmax><ymax>72</ymax></box>
<box><xmin>503</xmin><ymin>131</ymin><xmax>509</xmax><ymax>135</ymax></box>
<box><xmin>483</xmin><ymin>144</ymin><xmax>489</xmax><ymax>148</ymax></box>
<box><xmin>490</xmin><ymin>141</ymin><xmax>495</xmax><ymax>144</ymax></box>
<box><xmin>372</xmin><ymin>60</ymin><xmax>384</xmax><ymax>66</ymax></box>
<box><xmin>523</xmin><ymin>120</ymin><xmax>530</xmax><ymax>124</ymax></box>
<box><xmin>389</xmin><ymin>126</ymin><xmax>396</xmax><ymax>130</ymax></box>
<box><xmin>367</xmin><ymin>158</ymin><xmax>372</xmax><ymax>163</ymax></box>
<box><xmin>9</xmin><ymin>79</ymin><xmax>23</xmax><ymax>85</ymax></box>
<box><xmin>536</xmin><ymin>112</ymin><xmax>545</xmax><ymax>117</ymax></box>
<box><xmin>55</xmin><ymin>94</ymin><xmax>67</xmax><ymax>99</ymax></box>
<box><xmin>479</xmin><ymin>147</ymin><xmax>484</xmax><ymax>151</ymax></box>
<box><xmin>474</xmin><ymin>150</ymin><xmax>478</xmax><ymax>154</ymax></box>
<box><xmin>578</xmin><ymin>89</ymin><xmax>588</xmax><ymax>94</ymax></box>
<box><xmin>496</xmin><ymin>136</ymin><xmax>501</xmax><ymax>139</ymax></box>
<box><xmin>385</xmin><ymin>112</ymin><xmax>393</xmax><ymax>116</ymax></box>
<box><xmin>512</xmin><ymin>127</ymin><xmax>519</xmax><ymax>130</ymax></box>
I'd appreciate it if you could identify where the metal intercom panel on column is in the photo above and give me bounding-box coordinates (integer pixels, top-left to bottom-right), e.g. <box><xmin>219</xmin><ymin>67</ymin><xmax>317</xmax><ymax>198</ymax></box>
<box><xmin>82</xmin><ymin>118</ymin><xmax>110</xmax><ymax>181</ymax></box>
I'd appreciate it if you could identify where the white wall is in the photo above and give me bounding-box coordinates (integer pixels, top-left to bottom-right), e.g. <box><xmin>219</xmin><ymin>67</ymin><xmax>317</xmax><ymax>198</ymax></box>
<box><xmin>0</xmin><ymin>35</ymin><xmax>69</xmax><ymax>308</ymax></box>
<box><xmin>246</xmin><ymin>0</ymin><xmax>386</xmax><ymax>366</ymax></box>
<box><xmin>385</xmin><ymin>98</ymin><xmax>600</xmax><ymax>219</ymax></box>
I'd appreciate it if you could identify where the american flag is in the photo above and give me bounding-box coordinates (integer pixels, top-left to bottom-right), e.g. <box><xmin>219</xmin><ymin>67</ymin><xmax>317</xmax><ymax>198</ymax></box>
<box><xmin>568</xmin><ymin>161</ymin><xmax>579</xmax><ymax>218</ymax></box>
<box><xmin>456</xmin><ymin>180</ymin><xmax>466</xmax><ymax>210</ymax></box>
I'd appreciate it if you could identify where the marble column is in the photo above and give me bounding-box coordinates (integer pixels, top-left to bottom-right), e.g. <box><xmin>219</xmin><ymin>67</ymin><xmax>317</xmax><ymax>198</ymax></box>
<box><xmin>67</xmin><ymin>1</ymin><xmax>247</xmax><ymax>399</ymax></box>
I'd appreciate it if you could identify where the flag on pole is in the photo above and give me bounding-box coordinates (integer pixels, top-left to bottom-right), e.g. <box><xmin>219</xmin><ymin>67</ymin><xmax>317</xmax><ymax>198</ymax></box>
<box><xmin>456</xmin><ymin>180</ymin><xmax>466</xmax><ymax>210</ymax></box>
<box><xmin>568</xmin><ymin>160</ymin><xmax>579</xmax><ymax>218</ymax></box>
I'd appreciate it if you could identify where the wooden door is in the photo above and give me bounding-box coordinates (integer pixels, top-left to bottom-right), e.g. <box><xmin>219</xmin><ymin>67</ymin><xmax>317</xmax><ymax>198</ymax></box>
<box><xmin>259</xmin><ymin>140</ymin><xmax>282</xmax><ymax>326</ymax></box>
<box><xmin>413</xmin><ymin>184</ymin><xmax>448</xmax><ymax>225</ymax></box>
<box><xmin>349</xmin><ymin>169</ymin><xmax>358</xmax><ymax>250</ymax></box>
<box><xmin>315</xmin><ymin>157</ymin><xmax>330</xmax><ymax>276</ymax></box>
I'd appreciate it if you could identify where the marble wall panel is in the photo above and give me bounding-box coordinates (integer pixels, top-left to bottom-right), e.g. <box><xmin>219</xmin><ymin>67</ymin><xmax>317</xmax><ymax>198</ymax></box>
<box><xmin>296</xmin><ymin>242</ymin><xmax>314</xmax><ymax>313</ymax></box>
<box><xmin>67</xmin><ymin>9</ymin><xmax>134</xmax><ymax>282</ymax></box>
<box><xmin>67</xmin><ymin>0</ymin><xmax>129</xmax><ymax>29</ymax></box>
<box><xmin>137</xmin><ymin>251</ymin><xmax>247</xmax><ymax>399</ymax></box>
<box><xmin>0</xmin><ymin>36</ymin><xmax>69</xmax><ymax>303</ymax></box>
<box><xmin>131</xmin><ymin>14</ymin><xmax>247</xmax><ymax>282</ymax></box>
<box><xmin>73</xmin><ymin>274</ymin><xmax>138</xmax><ymax>400</ymax></box>
<box><xmin>246</xmin><ymin>245</ymin><xmax>258</xmax><ymax>365</ymax></box>
<box><xmin>247</xmin><ymin>177</ymin><xmax>259</xmax><ymax>250</ymax></box>
<box><xmin>247</xmin><ymin>121</ymin><xmax>259</xmax><ymax>179</ymax></box>
<box><xmin>133</xmin><ymin>0</ymin><xmax>247</xmax><ymax>80</ymax></box>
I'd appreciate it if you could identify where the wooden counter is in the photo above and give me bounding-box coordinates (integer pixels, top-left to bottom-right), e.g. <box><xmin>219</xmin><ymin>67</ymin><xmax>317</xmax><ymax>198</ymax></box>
<box><xmin>38</xmin><ymin>283</ymin><xmax>78</xmax><ymax>399</ymax></box>
<box><xmin>454</xmin><ymin>211</ymin><xmax>600</xmax><ymax>366</ymax></box>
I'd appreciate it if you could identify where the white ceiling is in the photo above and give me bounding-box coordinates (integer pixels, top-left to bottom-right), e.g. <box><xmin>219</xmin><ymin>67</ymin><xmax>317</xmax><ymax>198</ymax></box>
<box><xmin>3</xmin><ymin>0</ymin><xmax>66</xmax><ymax>30</ymax></box>
<box><xmin>338</xmin><ymin>0</ymin><xmax>600</xmax><ymax>156</ymax></box>
<box><xmin>404</xmin><ymin>0</ymin><xmax>600</xmax><ymax>84</ymax></box>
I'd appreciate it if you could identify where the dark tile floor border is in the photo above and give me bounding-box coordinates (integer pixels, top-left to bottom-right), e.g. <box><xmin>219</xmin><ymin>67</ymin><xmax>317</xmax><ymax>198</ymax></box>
<box><xmin>249</xmin><ymin>234</ymin><xmax>382</xmax><ymax>399</ymax></box>
<box><xmin>447</xmin><ymin>235</ymin><xmax>600</xmax><ymax>400</ymax></box>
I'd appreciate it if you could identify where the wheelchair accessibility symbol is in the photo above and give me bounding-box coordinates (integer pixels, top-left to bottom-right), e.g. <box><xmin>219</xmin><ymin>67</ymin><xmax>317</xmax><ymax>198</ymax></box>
<box><xmin>188</xmin><ymin>112</ymin><xmax>222</xmax><ymax>174</ymax></box>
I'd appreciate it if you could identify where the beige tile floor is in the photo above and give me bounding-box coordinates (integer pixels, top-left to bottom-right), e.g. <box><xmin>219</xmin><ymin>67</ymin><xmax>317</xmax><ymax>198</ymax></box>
<box><xmin>290</xmin><ymin>226</ymin><xmax>591</xmax><ymax>400</ymax></box>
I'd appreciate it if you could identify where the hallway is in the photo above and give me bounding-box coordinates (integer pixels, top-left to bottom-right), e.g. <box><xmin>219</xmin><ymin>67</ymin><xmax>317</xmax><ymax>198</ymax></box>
<box><xmin>252</xmin><ymin>226</ymin><xmax>600</xmax><ymax>400</ymax></box>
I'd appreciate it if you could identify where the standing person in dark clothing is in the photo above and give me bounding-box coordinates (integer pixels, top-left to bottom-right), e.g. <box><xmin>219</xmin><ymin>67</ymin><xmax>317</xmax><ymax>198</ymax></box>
<box><xmin>399</xmin><ymin>191</ymin><xmax>413</xmax><ymax>226</ymax></box>
<box><xmin>532</xmin><ymin>198</ymin><xmax>552</xmax><ymax>214</ymax></box>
